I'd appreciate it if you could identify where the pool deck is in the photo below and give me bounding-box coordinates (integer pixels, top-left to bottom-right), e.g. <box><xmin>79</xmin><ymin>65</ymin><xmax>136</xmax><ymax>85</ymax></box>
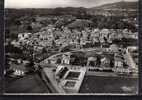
<box><xmin>42</xmin><ymin>65</ymin><xmax>87</xmax><ymax>93</ymax></box>
<box><xmin>61</xmin><ymin>67</ymin><xmax>86</xmax><ymax>93</ymax></box>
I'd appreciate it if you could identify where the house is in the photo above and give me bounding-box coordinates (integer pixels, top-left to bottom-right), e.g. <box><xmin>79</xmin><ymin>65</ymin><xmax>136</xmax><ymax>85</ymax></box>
<box><xmin>114</xmin><ymin>56</ymin><xmax>123</xmax><ymax>69</ymax></box>
<box><xmin>18</xmin><ymin>33</ymin><xmax>31</xmax><ymax>41</ymax></box>
<box><xmin>87</xmin><ymin>57</ymin><xmax>97</xmax><ymax>67</ymax></box>
<box><xmin>101</xmin><ymin>57</ymin><xmax>110</xmax><ymax>67</ymax></box>
<box><xmin>125</xmin><ymin>46</ymin><xmax>138</xmax><ymax>70</ymax></box>
<box><xmin>129</xmin><ymin>32</ymin><xmax>138</xmax><ymax>39</ymax></box>
<box><xmin>11</xmin><ymin>40</ymin><xmax>20</xmax><ymax>47</ymax></box>
<box><xmin>10</xmin><ymin>64</ymin><xmax>28</xmax><ymax>76</ymax></box>
<box><xmin>109</xmin><ymin>44</ymin><xmax>119</xmax><ymax>53</ymax></box>
<box><xmin>100</xmin><ymin>29</ymin><xmax>109</xmax><ymax>39</ymax></box>
<box><xmin>61</xmin><ymin>53</ymin><xmax>71</xmax><ymax>65</ymax></box>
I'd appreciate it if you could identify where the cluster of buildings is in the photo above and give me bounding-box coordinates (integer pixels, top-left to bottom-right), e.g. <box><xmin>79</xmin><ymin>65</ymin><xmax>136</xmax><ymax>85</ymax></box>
<box><xmin>41</xmin><ymin>44</ymin><xmax>138</xmax><ymax>75</ymax></box>
<box><xmin>7</xmin><ymin>22</ymin><xmax>138</xmax><ymax>75</ymax></box>
<box><xmin>40</xmin><ymin>45</ymin><xmax>138</xmax><ymax>93</ymax></box>
<box><xmin>4</xmin><ymin>18</ymin><xmax>139</xmax><ymax>94</ymax></box>
<box><xmin>6</xmin><ymin>15</ymin><xmax>138</xmax><ymax>86</ymax></box>
<box><xmin>11</xmin><ymin>24</ymin><xmax>138</xmax><ymax>55</ymax></box>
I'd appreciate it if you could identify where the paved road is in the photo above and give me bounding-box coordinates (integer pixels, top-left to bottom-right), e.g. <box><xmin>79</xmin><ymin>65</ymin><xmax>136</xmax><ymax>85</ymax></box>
<box><xmin>40</xmin><ymin>48</ymin><xmax>103</xmax><ymax>65</ymax></box>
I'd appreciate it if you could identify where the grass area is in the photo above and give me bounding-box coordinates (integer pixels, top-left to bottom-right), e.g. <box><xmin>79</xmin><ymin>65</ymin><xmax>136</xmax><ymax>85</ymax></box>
<box><xmin>5</xmin><ymin>73</ymin><xmax>50</xmax><ymax>93</ymax></box>
<box><xmin>79</xmin><ymin>76</ymin><xmax>138</xmax><ymax>94</ymax></box>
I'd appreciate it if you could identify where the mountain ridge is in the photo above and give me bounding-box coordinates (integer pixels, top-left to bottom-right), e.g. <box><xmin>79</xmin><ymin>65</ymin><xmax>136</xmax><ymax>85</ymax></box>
<box><xmin>5</xmin><ymin>1</ymin><xmax>138</xmax><ymax>10</ymax></box>
<box><xmin>91</xmin><ymin>1</ymin><xmax>138</xmax><ymax>10</ymax></box>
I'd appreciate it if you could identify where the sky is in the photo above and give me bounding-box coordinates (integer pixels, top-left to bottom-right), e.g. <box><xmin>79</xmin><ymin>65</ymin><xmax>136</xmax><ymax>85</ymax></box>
<box><xmin>5</xmin><ymin>0</ymin><xmax>138</xmax><ymax>8</ymax></box>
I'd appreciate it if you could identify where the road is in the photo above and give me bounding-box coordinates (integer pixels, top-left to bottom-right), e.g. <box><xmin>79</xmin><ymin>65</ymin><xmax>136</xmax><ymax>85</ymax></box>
<box><xmin>39</xmin><ymin>47</ymin><xmax>104</xmax><ymax>65</ymax></box>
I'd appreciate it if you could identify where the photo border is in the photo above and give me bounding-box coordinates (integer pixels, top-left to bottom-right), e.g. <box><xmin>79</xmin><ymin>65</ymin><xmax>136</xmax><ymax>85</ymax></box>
<box><xmin>0</xmin><ymin>0</ymin><xmax>142</xmax><ymax>99</ymax></box>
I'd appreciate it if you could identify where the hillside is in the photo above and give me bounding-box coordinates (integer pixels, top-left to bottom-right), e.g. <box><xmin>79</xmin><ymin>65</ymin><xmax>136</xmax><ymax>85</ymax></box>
<box><xmin>5</xmin><ymin>1</ymin><xmax>138</xmax><ymax>17</ymax></box>
<box><xmin>67</xmin><ymin>19</ymin><xmax>94</xmax><ymax>29</ymax></box>
<box><xmin>92</xmin><ymin>1</ymin><xmax>138</xmax><ymax>10</ymax></box>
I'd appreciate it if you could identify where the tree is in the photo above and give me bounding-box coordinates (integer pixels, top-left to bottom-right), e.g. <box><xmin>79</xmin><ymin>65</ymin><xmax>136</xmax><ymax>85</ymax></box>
<box><xmin>25</xmin><ymin>58</ymin><xmax>35</xmax><ymax>73</ymax></box>
<box><xmin>96</xmin><ymin>56</ymin><xmax>101</xmax><ymax>66</ymax></box>
<box><xmin>27</xmin><ymin>25</ymin><xmax>33</xmax><ymax>31</ymax></box>
<box><xmin>42</xmin><ymin>48</ymin><xmax>47</xmax><ymax>53</ymax></box>
<box><xmin>52</xmin><ymin>40</ymin><xmax>56</xmax><ymax>47</ymax></box>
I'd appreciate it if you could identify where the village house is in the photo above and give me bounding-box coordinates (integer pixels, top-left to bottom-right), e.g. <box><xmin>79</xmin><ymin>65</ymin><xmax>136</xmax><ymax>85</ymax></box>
<box><xmin>61</xmin><ymin>53</ymin><xmax>72</xmax><ymax>65</ymax></box>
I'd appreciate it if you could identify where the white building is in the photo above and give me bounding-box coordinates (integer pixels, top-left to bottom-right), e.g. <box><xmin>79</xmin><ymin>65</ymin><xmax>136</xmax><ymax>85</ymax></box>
<box><xmin>109</xmin><ymin>44</ymin><xmax>119</xmax><ymax>53</ymax></box>
<box><xmin>18</xmin><ymin>33</ymin><xmax>31</xmax><ymax>41</ymax></box>
<box><xmin>61</xmin><ymin>53</ymin><xmax>71</xmax><ymax>65</ymax></box>
<box><xmin>114</xmin><ymin>57</ymin><xmax>123</xmax><ymax>69</ymax></box>
<box><xmin>101</xmin><ymin>57</ymin><xmax>110</xmax><ymax>66</ymax></box>
<box><xmin>87</xmin><ymin>57</ymin><xmax>97</xmax><ymax>67</ymax></box>
<box><xmin>125</xmin><ymin>46</ymin><xmax>138</xmax><ymax>70</ymax></box>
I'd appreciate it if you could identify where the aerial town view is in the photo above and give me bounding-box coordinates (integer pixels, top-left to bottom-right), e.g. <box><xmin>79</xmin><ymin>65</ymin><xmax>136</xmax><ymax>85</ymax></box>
<box><xmin>4</xmin><ymin>0</ymin><xmax>138</xmax><ymax>94</ymax></box>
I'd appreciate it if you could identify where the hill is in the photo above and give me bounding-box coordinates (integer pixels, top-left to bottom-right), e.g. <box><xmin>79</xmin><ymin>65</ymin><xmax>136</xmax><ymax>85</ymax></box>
<box><xmin>67</xmin><ymin>19</ymin><xmax>94</xmax><ymax>29</ymax></box>
<box><xmin>92</xmin><ymin>1</ymin><xmax>138</xmax><ymax>10</ymax></box>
